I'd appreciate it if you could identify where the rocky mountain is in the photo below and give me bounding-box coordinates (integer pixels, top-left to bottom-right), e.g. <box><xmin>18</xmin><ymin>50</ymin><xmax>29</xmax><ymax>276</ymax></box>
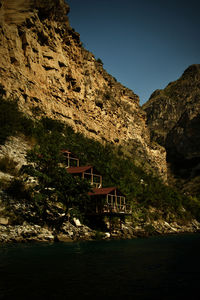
<box><xmin>143</xmin><ymin>65</ymin><xmax>200</xmax><ymax>194</ymax></box>
<box><xmin>0</xmin><ymin>0</ymin><xmax>167</xmax><ymax>180</ymax></box>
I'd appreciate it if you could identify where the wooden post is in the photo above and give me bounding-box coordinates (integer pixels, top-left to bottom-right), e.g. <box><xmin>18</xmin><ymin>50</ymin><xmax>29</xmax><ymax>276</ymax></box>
<box><xmin>91</xmin><ymin>172</ymin><xmax>94</xmax><ymax>185</ymax></box>
<box><xmin>67</xmin><ymin>153</ymin><xmax>70</xmax><ymax>167</ymax></box>
<box><xmin>96</xmin><ymin>199</ymin><xmax>98</xmax><ymax>214</ymax></box>
<box><xmin>91</xmin><ymin>167</ymin><xmax>93</xmax><ymax>186</ymax></box>
<box><xmin>123</xmin><ymin>197</ymin><xmax>126</xmax><ymax>212</ymax></box>
<box><xmin>111</xmin><ymin>195</ymin><xmax>113</xmax><ymax>212</ymax></box>
<box><xmin>115</xmin><ymin>190</ymin><xmax>117</xmax><ymax>212</ymax></box>
<box><xmin>106</xmin><ymin>194</ymin><xmax>108</xmax><ymax>212</ymax></box>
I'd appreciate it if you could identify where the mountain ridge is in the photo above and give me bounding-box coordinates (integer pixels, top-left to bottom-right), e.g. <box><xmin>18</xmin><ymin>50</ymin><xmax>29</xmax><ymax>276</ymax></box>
<box><xmin>143</xmin><ymin>64</ymin><xmax>200</xmax><ymax>194</ymax></box>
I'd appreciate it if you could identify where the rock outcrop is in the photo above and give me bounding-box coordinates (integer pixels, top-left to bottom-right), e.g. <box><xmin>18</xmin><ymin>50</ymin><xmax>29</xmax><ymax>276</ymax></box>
<box><xmin>1</xmin><ymin>184</ymin><xmax>199</xmax><ymax>243</ymax></box>
<box><xmin>1</xmin><ymin>217</ymin><xmax>199</xmax><ymax>244</ymax></box>
<box><xmin>0</xmin><ymin>0</ymin><xmax>167</xmax><ymax>179</ymax></box>
<box><xmin>143</xmin><ymin>65</ymin><xmax>200</xmax><ymax>192</ymax></box>
<box><xmin>0</xmin><ymin>135</ymin><xmax>31</xmax><ymax>168</ymax></box>
<box><xmin>0</xmin><ymin>223</ymin><xmax>55</xmax><ymax>243</ymax></box>
<box><xmin>0</xmin><ymin>221</ymin><xmax>97</xmax><ymax>243</ymax></box>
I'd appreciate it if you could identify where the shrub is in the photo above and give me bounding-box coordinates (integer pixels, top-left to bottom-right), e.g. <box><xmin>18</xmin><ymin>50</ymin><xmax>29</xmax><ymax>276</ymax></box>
<box><xmin>0</xmin><ymin>156</ymin><xmax>18</xmax><ymax>176</ymax></box>
<box><xmin>0</xmin><ymin>178</ymin><xmax>10</xmax><ymax>189</ymax></box>
<box><xmin>21</xmin><ymin>136</ymin><xmax>92</xmax><ymax>227</ymax></box>
<box><xmin>5</xmin><ymin>178</ymin><xmax>32</xmax><ymax>201</ymax></box>
<box><xmin>0</xmin><ymin>84</ymin><xmax>6</xmax><ymax>97</ymax></box>
<box><xmin>41</xmin><ymin>117</ymin><xmax>64</xmax><ymax>132</ymax></box>
<box><xmin>0</xmin><ymin>97</ymin><xmax>33</xmax><ymax>144</ymax></box>
<box><xmin>144</xmin><ymin>224</ymin><xmax>157</xmax><ymax>236</ymax></box>
<box><xmin>97</xmin><ymin>58</ymin><xmax>103</xmax><ymax>65</ymax></box>
<box><xmin>103</xmin><ymin>92</ymin><xmax>111</xmax><ymax>100</ymax></box>
<box><xmin>95</xmin><ymin>100</ymin><xmax>103</xmax><ymax>109</ymax></box>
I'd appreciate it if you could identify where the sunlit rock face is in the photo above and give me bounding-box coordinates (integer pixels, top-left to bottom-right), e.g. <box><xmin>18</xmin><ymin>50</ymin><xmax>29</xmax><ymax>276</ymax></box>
<box><xmin>143</xmin><ymin>65</ymin><xmax>200</xmax><ymax>191</ymax></box>
<box><xmin>0</xmin><ymin>0</ymin><xmax>70</xmax><ymax>24</ymax></box>
<box><xmin>0</xmin><ymin>0</ymin><xmax>167</xmax><ymax>180</ymax></box>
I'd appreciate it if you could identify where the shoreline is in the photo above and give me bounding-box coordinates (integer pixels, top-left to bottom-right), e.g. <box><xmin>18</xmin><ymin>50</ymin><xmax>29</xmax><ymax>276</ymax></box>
<box><xmin>1</xmin><ymin>219</ymin><xmax>200</xmax><ymax>244</ymax></box>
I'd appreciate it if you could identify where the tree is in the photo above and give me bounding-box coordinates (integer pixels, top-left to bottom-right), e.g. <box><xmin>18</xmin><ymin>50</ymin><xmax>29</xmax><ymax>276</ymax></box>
<box><xmin>21</xmin><ymin>132</ymin><xmax>91</xmax><ymax>228</ymax></box>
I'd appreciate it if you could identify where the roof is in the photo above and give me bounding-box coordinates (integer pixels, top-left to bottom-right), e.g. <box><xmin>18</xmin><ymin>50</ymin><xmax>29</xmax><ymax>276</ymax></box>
<box><xmin>61</xmin><ymin>149</ymin><xmax>71</xmax><ymax>154</ymax></box>
<box><xmin>67</xmin><ymin>166</ymin><xmax>93</xmax><ymax>174</ymax></box>
<box><xmin>88</xmin><ymin>187</ymin><xmax>117</xmax><ymax>196</ymax></box>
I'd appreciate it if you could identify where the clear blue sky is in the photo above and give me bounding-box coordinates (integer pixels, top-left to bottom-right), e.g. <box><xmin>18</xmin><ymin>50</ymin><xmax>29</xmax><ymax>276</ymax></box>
<box><xmin>66</xmin><ymin>0</ymin><xmax>200</xmax><ymax>105</ymax></box>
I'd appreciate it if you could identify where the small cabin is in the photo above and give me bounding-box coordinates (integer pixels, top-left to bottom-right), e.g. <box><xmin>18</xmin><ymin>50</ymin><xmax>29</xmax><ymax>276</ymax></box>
<box><xmin>61</xmin><ymin>150</ymin><xmax>80</xmax><ymax>167</ymax></box>
<box><xmin>67</xmin><ymin>166</ymin><xmax>102</xmax><ymax>188</ymax></box>
<box><xmin>88</xmin><ymin>187</ymin><xmax>132</xmax><ymax>214</ymax></box>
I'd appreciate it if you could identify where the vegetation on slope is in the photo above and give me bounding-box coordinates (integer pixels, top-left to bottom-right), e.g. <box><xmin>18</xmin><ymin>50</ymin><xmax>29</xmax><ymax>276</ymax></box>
<box><xmin>1</xmin><ymin>89</ymin><xmax>200</xmax><ymax>227</ymax></box>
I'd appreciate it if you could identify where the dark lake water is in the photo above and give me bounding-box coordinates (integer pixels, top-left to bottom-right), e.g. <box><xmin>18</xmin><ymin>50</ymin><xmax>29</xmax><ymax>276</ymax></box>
<box><xmin>0</xmin><ymin>234</ymin><xmax>200</xmax><ymax>300</ymax></box>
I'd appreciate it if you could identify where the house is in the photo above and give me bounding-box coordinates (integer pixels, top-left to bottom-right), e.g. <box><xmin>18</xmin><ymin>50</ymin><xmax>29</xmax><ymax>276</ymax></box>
<box><xmin>64</xmin><ymin>151</ymin><xmax>131</xmax><ymax>216</ymax></box>
<box><xmin>67</xmin><ymin>165</ymin><xmax>102</xmax><ymax>188</ymax></box>
<box><xmin>61</xmin><ymin>150</ymin><xmax>79</xmax><ymax>167</ymax></box>
<box><xmin>88</xmin><ymin>187</ymin><xmax>132</xmax><ymax>215</ymax></box>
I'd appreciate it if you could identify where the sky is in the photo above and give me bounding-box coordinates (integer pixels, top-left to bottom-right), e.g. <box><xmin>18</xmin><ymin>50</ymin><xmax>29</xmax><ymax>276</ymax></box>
<box><xmin>66</xmin><ymin>0</ymin><xmax>200</xmax><ymax>105</ymax></box>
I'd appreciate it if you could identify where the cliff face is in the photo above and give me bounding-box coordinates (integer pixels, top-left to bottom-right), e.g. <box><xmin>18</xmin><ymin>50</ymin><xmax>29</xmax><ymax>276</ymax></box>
<box><xmin>0</xmin><ymin>0</ymin><xmax>167</xmax><ymax>179</ymax></box>
<box><xmin>143</xmin><ymin>65</ymin><xmax>200</xmax><ymax>192</ymax></box>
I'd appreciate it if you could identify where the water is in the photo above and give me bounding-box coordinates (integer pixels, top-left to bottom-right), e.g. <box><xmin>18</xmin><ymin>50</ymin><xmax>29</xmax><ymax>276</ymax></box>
<box><xmin>0</xmin><ymin>234</ymin><xmax>200</xmax><ymax>300</ymax></box>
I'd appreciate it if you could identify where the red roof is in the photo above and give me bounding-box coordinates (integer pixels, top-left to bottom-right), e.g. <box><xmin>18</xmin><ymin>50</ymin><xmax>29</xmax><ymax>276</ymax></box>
<box><xmin>88</xmin><ymin>187</ymin><xmax>117</xmax><ymax>196</ymax></box>
<box><xmin>61</xmin><ymin>149</ymin><xmax>71</xmax><ymax>154</ymax></box>
<box><xmin>67</xmin><ymin>166</ymin><xmax>93</xmax><ymax>174</ymax></box>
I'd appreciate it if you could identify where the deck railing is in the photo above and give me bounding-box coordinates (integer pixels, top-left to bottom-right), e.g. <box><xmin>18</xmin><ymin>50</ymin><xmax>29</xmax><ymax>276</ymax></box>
<box><xmin>103</xmin><ymin>203</ymin><xmax>132</xmax><ymax>214</ymax></box>
<box><xmin>83</xmin><ymin>172</ymin><xmax>102</xmax><ymax>188</ymax></box>
<box><xmin>104</xmin><ymin>194</ymin><xmax>132</xmax><ymax>214</ymax></box>
<box><xmin>66</xmin><ymin>157</ymin><xmax>80</xmax><ymax>167</ymax></box>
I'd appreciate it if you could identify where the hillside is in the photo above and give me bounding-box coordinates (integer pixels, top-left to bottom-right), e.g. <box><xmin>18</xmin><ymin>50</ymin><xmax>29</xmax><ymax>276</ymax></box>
<box><xmin>143</xmin><ymin>64</ymin><xmax>200</xmax><ymax>194</ymax></box>
<box><xmin>1</xmin><ymin>96</ymin><xmax>200</xmax><ymax>241</ymax></box>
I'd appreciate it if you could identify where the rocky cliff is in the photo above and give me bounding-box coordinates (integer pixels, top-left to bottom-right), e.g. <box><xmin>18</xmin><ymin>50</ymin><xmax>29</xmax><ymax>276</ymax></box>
<box><xmin>0</xmin><ymin>0</ymin><xmax>166</xmax><ymax>179</ymax></box>
<box><xmin>143</xmin><ymin>65</ymin><xmax>200</xmax><ymax>193</ymax></box>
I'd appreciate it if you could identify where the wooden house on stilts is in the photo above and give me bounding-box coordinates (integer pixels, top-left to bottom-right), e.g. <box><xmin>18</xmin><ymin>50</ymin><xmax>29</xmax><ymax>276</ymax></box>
<box><xmin>67</xmin><ymin>166</ymin><xmax>102</xmax><ymax>188</ymax></box>
<box><xmin>88</xmin><ymin>187</ymin><xmax>132</xmax><ymax>215</ymax></box>
<box><xmin>63</xmin><ymin>150</ymin><xmax>132</xmax><ymax>216</ymax></box>
<box><xmin>61</xmin><ymin>150</ymin><xmax>80</xmax><ymax>167</ymax></box>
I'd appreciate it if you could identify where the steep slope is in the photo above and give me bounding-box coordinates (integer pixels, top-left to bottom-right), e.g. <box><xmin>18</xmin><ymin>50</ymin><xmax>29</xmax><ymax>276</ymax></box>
<box><xmin>0</xmin><ymin>0</ymin><xmax>166</xmax><ymax>179</ymax></box>
<box><xmin>143</xmin><ymin>65</ymin><xmax>200</xmax><ymax>192</ymax></box>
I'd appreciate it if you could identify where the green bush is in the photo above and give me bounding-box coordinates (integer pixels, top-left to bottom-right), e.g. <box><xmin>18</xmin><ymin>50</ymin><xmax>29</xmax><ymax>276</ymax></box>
<box><xmin>5</xmin><ymin>178</ymin><xmax>32</xmax><ymax>201</ymax></box>
<box><xmin>183</xmin><ymin>195</ymin><xmax>200</xmax><ymax>221</ymax></box>
<box><xmin>94</xmin><ymin>230</ymin><xmax>105</xmax><ymax>240</ymax></box>
<box><xmin>0</xmin><ymin>178</ymin><xmax>10</xmax><ymax>189</ymax></box>
<box><xmin>0</xmin><ymin>97</ymin><xmax>33</xmax><ymax>144</ymax></box>
<box><xmin>96</xmin><ymin>58</ymin><xmax>103</xmax><ymax>65</ymax></box>
<box><xmin>0</xmin><ymin>156</ymin><xmax>18</xmax><ymax>176</ymax></box>
<box><xmin>0</xmin><ymin>84</ymin><xmax>6</xmax><ymax>97</ymax></box>
<box><xmin>20</xmin><ymin>131</ymin><xmax>92</xmax><ymax>227</ymax></box>
<box><xmin>143</xmin><ymin>224</ymin><xmax>157</xmax><ymax>236</ymax></box>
